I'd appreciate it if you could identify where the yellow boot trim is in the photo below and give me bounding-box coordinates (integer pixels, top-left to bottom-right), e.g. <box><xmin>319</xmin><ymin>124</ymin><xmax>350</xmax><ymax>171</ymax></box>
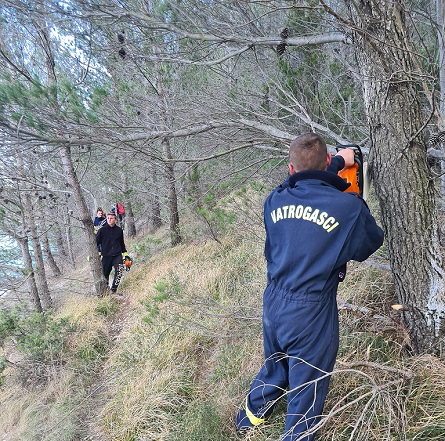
<box><xmin>245</xmin><ymin>398</ymin><xmax>265</xmax><ymax>426</ymax></box>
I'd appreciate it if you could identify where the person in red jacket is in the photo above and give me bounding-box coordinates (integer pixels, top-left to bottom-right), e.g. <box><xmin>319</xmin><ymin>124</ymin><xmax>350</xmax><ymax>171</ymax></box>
<box><xmin>116</xmin><ymin>202</ymin><xmax>126</xmax><ymax>229</ymax></box>
<box><xmin>236</xmin><ymin>133</ymin><xmax>384</xmax><ymax>440</ymax></box>
<box><xmin>96</xmin><ymin>212</ymin><xmax>131</xmax><ymax>293</ymax></box>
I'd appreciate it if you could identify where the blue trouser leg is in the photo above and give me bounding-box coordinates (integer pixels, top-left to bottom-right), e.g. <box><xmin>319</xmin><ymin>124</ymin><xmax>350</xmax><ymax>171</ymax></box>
<box><xmin>281</xmin><ymin>345</ymin><xmax>337</xmax><ymax>441</ymax></box>
<box><xmin>280</xmin><ymin>292</ymin><xmax>339</xmax><ymax>441</ymax></box>
<box><xmin>244</xmin><ymin>302</ymin><xmax>289</xmax><ymax>421</ymax></box>
<box><xmin>239</xmin><ymin>284</ymin><xmax>339</xmax><ymax>441</ymax></box>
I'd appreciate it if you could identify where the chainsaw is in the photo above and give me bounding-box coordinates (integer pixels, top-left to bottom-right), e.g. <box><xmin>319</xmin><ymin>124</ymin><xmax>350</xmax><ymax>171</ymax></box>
<box><xmin>124</xmin><ymin>256</ymin><xmax>133</xmax><ymax>271</ymax></box>
<box><xmin>335</xmin><ymin>144</ymin><xmax>368</xmax><ymax>198</ymax></box>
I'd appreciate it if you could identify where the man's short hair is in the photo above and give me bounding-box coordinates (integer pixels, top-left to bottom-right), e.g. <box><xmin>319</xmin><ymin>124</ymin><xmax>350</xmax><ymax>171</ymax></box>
<box><xmin>289</xmin><ymin>132</ymin><xmax>327</xmax><ymax>171</ymax></box>
<box><xmin>107</xmin><ymin>212</ymin><xmax>117</xmax><ymax>217</ymax></box>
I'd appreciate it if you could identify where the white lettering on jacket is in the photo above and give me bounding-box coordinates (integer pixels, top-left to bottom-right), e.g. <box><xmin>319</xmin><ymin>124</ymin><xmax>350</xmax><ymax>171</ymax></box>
<box><xmin>270</xmin><ymin>205</ymin><xmax>339</xmax><ymax>233</ymax></box>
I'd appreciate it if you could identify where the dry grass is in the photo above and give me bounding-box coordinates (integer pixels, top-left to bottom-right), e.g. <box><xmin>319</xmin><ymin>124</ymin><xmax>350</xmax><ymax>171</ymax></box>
<box><xmin>87</xmin><ymin>227</ymin><xmax>266</xmax><ymax>440</ymax></box>
<box><xmin>1</xmin><ymin>184</ymin><xmax>445</xmax><ymax>440</ymax></box>
<box><xmin>0</xmin><ymin>368</ymin><xmax>84</xmax><ymax>441</ymax></box>
<box><xmin>0</xmin><ymin>289</ymin><xmax>118</xmax><ymax>440</ymax></box>
<box><xmin>404</xmin><ymin>355</ymin><xmax>445</xmax><ymax>440</ymax></box>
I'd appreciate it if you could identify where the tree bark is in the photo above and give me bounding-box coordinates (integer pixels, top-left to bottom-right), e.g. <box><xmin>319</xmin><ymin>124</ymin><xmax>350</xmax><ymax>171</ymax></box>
<box><xmin>39</xmin><ymin>224</ymin><xmax>62</xmax><ymax>277</ymax></box>
<box><xmin>121</xmin><ymin>172</ymin><xmax>136</xmax><ymax>237</ymax></box>
<box><xmin>4</xmin><ymin>223</ymin><xmax>43</xmax><ymax>313</ymax></box>
<box><xmin>162</xmin><ymin>137</ymin><xmax>182</xmax><ymax>246</ymax></box>
<box><xmin>65</xmin><ymin>202</ymin><xmax>76</xmax><ymax>268</ymax></box>
<box><xmin>155</xmin><ymin>57</ymin><xmax>182</xmax><ymax>246</ymax></box>
<box><xmin>18</xmin><ymin>236</ymin><xmax>43</xmax><ymax>313</ymax></box>
<box><xmin>150</xmin><ymin>162</ymin><xmax>162</xmax><ymax>230</ymax></box>
<box><xmin>436</xmin><ymin>0</ymin><xmax>445</xmax><ymax>211</ymax></box>
<box><xmin>22</xmin><ymin>191</ymin><xmax>53</xmax><ymax>310</ymax></box>
<box><xmin>54</xmin><ymin>221</ymin><xmax>68</xmax><ymax>259</ymax></box>
<box><xmin>33</xmin><ymin>13</ymin><xmax>107</xmax><ymax>295</ymax></box>
<box><xmin>35</xmin><ymin>192</ymin><xmax>62</xmax><ymax>277</ymax></box>
<box><xmin>16</xmin><ymin>148</ymin><xmax>52</xmax><ymax>310</ymax></box>
<box><xmin>59</xmin><ymin>146</ymin><xmax>108</xmax><ymax>296</ymax></box>
<box><xmin>125</xmin><ymin>199</ymin><xmax>136</xmax><ymax>238</ymax></box>
<box><xmin>352</xmin><ymin>1</ymin><xmax>445</xmax><ymax>353</ymax></box>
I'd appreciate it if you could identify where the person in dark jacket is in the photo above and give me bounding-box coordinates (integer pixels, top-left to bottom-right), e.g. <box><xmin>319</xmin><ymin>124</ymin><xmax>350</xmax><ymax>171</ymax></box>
<box><xmin>93</xmin><ymin>208</ymin><xmax>107</xmax><ymax>234</ymax></box>
<box><xmin>236</xmin><ymin>133</ymin><xmax>384</xmax><ymax>441</ymax></box>
<box><xmin>96</xmin><ymin>212</ymin><xmax>131</xmax><ymax>293</ymax></box>
<box><xmin>93</xmin><ymin>207</ymin><xmax>107</xmax><ymax>253</ymax></box>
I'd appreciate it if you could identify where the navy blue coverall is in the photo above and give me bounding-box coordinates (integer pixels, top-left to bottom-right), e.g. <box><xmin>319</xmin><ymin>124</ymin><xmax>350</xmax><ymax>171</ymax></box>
<box><xmin>236</xmin><ymin>168</ymin><xmax>384</xmax><ymax>440</ymax></box>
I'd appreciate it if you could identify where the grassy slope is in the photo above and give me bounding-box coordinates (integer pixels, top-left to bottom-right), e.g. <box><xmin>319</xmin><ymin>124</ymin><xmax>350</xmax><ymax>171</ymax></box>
<box><xmin>1</xmin><ymin>185</ymin><xmax>445</xmax><ymax>441</ymax></box>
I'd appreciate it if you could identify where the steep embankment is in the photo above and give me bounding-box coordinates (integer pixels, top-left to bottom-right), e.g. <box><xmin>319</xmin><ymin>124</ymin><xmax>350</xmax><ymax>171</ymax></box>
<box><xmin>2</xmin><ymin>208</ymin><xmax>445</xmax><ymax>441</ymax></box>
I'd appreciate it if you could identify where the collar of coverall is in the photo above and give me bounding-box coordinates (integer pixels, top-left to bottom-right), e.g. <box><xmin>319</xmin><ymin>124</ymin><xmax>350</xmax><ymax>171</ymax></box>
<box><xmin>287</xmin><ymin>169</ymin><xmax>351</xmax><ymax>192</ymax></box>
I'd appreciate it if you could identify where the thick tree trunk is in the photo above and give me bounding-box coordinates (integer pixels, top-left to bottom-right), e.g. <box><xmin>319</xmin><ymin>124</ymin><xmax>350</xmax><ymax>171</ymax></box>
<box><xmin>59</xmin><ymin>146</ymin><xmax>108</xmax><ymax>296</ymax></box>
<box><xmin>39</xmin><ymin>224</ymin><xmax>62</xmax><ymax>277</ymax></box>
<box><xmin>33</xmin><ymin>154</ymin><xmax>62</xmax><ymax>275</ymax></box>
<box><xmin>436</xmin><ymin>0</ymin><xmax>445</xmax><ymax>210</ymax></box>
<box><xmin>162</xmin><ymin>137</ymin><xmax>182</xmax><ymax>246</ymax></box>
<box><xmin>125</xmin><ymin>200</ymin><xmax>137</xmax><ymax>238</ymax></box>
<box><xmin>155</xmin><ymin>55</ymin><xmax>182</xmax><ymax>246</ymax></box>
<box><xmin>23</xmin><ymin>193</ymin><xmax>53</xmax><ymax>310</ymax></box>
<box><xmin>18</xmin><ymin>237</ymin><xmax>43</xmax><ymax>312</ymax></box>
<box><xmin>65</xmin><ymin>208</ymin><xmax>76</xmax><ymax>268</ymax></box>
<box><xmin>16</xmin><ymin>148</ymin><xmax>52</xmax><ymax>310</ymax></box>
<box><xmin>150</xmin><ymin>162</ymin><xmax>162</xmax><ymax>230</ymax></box>
<box><xmin>5</xmin><ymin>223</ymin><xmax>43</xmax><ymax>313</ymax></box>
<box><xmin>353</xmin><ymin>1</ymin><xmax>445</xmax><ymax>353</ymax></box>
<box><xmin>121</xmin><ymin>172</ymin><xmax>136</xmax><ymax>237</ymax></box>
<box><xmin>54</xmin><ymin>222</ymin><xmax>68</xmax><ymax>259</ymax></box>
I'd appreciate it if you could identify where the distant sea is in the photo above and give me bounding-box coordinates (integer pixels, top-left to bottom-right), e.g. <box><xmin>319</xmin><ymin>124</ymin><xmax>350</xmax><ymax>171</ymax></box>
<box><xmin>0</xmin><ymin>236</ymin><xmax>21</xmax><ymax>303</ymax></box>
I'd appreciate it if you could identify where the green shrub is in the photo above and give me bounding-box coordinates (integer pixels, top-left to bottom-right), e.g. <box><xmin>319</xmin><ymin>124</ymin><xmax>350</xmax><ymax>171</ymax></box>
<box><xmin>94</xmin><ymin>298</ymin><xmax>119</xmax><ymax>317</ymax></box>
<box><xmin>143</xmin><ymin>277</ymin><xmax>181</xmax><ymax>324</ymax></box>
<box><xmin>131</xmin><ymin>236</ymin><xmax>163</xmax><ymax>258</ymax></box>
<box><xmin>0</xmin><ymin>355</ymin><xmax>6</xmax><ymax>385</ymax></box>
<box><xmin>0</xmin><ymin>307</ymin><xmax>72</xmax><ymax>365</ymax></box>
<box><xmin>75</xmin><ymin>331</ymin><xmax>108</xmax><ymax>364</ymax></box>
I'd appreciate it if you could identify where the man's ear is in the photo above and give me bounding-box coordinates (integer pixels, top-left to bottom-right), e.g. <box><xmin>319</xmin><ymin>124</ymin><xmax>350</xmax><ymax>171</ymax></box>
<box><xmin>288</xmin><ymin>163</ymin><xmax>297</xmax><ymax>174</ymax></box>
<box><xmin>326</xmin><ymin>153</ymin><xmax>332</xmax><ymax>167</ymax></box>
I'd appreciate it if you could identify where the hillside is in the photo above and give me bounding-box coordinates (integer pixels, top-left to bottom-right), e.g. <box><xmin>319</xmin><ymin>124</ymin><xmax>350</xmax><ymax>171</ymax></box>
<box><xmin>1</xmin><ymin>187</ymin><xmax>445</xmax><ymax>441</ymax></box>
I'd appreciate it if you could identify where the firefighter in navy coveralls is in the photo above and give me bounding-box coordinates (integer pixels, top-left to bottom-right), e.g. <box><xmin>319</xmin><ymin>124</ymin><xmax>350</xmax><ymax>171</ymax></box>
<box><xmin>236</xmin><ymin>133</ymin><xmax>384</xmax><ymax>440</ymax></box>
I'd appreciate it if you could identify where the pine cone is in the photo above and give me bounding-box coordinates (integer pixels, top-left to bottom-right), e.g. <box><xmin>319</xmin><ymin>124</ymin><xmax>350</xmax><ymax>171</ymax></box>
<box><xmin>280</xmin><ymin>28</ymin><xmax>289</xmax><ymax>39</ymax></box>
<box><xmin>276</xmin><ymin>43</ymin><xmax>286</xmax><ymax>56</ymax></box>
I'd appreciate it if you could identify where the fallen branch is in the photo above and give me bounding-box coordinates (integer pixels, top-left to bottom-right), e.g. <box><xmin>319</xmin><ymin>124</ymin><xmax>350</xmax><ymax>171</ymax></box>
<box><xmin>337</xmin><ymin>299</ymin><xmax>394</xmax><ymax>326</ymax></box>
